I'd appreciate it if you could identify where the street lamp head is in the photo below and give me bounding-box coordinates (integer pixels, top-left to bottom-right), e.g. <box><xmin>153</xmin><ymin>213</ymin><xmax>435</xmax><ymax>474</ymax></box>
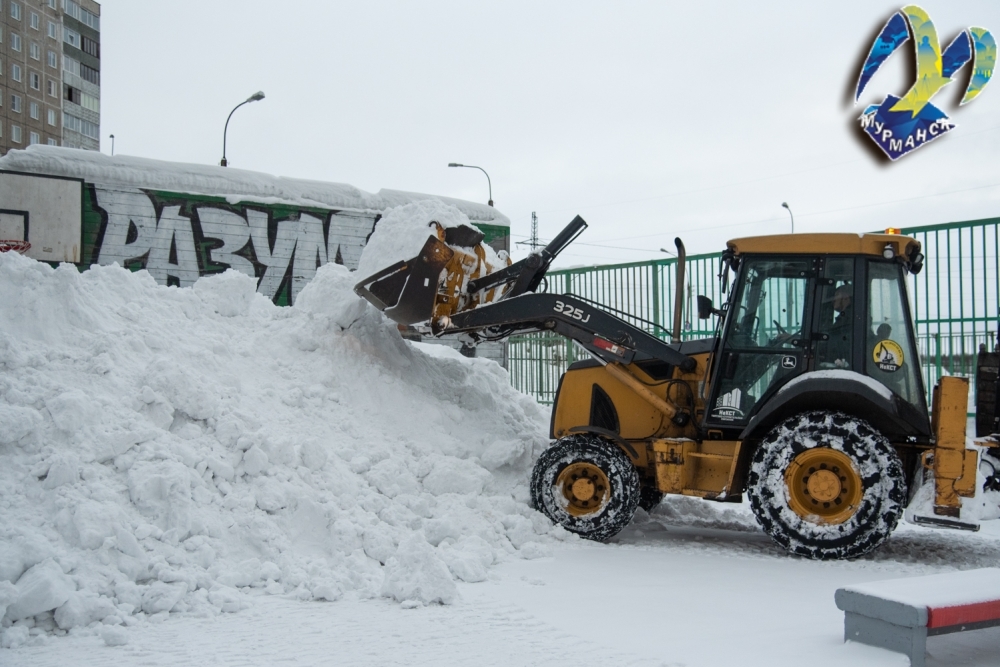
<box><xmin>659</xmin><ymin>247</ymin><xmax>676</xmax><ymax>257</ymax></box>
<box><xmin>448</xmin><ymin>163</ymin><xmax>462</xmax><ymax>167</ymax></box>
<box><xmin>781</xmin><ymin>202</ymin><xmax>790</xmax><ymax>209</ymax></box>
<box><xmin>248</xmin><ymin>91</ymin><xmax>265</xmax><ymax>103</ymax></box>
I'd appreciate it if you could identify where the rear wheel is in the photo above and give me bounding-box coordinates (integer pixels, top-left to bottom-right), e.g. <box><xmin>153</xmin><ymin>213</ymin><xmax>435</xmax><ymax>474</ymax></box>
<box><xmin>530</xmin><ymin>434</ymin><xmax>640</xmax><ymax>541</ymax></box>
<box><xmin>747</xmin><ymin>411</ymin><xmax>905</xmax><ymax>560</ymax></box>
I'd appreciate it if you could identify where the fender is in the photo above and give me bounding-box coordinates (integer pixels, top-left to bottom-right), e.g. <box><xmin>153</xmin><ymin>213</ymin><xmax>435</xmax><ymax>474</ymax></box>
<box><xmin>739</xmin><ymin>370</ymin><xmax>931</xmax><ymax>442</ymax></box>
<box><xmin>565</xmin><ymin>426</ymin><xmax>640</xmax><ymax>461</ymax></box>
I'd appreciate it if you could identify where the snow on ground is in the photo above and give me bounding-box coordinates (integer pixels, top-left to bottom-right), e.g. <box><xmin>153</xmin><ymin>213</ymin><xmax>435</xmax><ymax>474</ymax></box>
<box><xmin>2</xmin><ymin>245</ymin><xmax>1000</xmax><ymax>665</ymax></box>
<box><xmin>5</xmin><ymin>501</ymin><xmax>1000</xmax><ymax>666</ymax></box>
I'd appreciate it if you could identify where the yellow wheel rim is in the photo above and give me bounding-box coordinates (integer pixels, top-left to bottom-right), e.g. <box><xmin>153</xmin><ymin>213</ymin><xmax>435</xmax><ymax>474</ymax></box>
<box><xmin>556</xmin><ymin>462</ymin><xmax>610</xmax><ymax>517</ymax></box>
<box><xmin>784</xmin><ymin>448</ymin><xmax>863</xmax><ymax>525</ymax></box>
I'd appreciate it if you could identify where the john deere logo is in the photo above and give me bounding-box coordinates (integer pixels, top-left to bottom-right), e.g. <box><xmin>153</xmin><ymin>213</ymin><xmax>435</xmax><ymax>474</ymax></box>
<box><xmin>855</xmin><ymin>6</ymin><xmax>996</xmax><ymax>160</ymax></box>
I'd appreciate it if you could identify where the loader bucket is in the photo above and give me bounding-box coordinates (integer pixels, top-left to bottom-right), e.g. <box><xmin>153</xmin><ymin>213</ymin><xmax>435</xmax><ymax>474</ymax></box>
<box><xmin>354</xmin><ymin>235</ymin><xmax>455</xmax><ymax>325</ymax></box>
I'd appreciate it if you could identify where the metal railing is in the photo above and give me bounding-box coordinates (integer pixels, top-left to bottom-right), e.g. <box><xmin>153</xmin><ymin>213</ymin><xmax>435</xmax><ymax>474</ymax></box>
<box><xmin>509</xmin><ymin>218</ymin><xmax>1000</xmax><ymax>408</ymax></box>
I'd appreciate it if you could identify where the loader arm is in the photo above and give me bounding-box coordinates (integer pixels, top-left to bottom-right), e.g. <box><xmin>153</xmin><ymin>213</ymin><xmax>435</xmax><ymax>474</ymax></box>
<box><xmin>439</xmin><ymin>292</ymin><xmax>697</xmax><ymax>373</ymax></box>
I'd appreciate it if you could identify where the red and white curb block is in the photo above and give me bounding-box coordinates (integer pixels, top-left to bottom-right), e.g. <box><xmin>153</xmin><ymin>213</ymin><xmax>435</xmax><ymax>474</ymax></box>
<box><xmin>835</xmin><ymin>568</ymin><xmax>1000</xmax><ymax>667</ymax></box>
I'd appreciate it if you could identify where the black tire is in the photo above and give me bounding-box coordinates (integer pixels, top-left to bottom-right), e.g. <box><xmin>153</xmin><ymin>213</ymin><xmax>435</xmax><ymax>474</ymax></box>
<box><xmin>747</xmin><ymin>411</ymin><xmax>906</xmax><ymax>560</ymax></box>
<box><xmin>981</xmin><ymin>450</ymin><xmax>1000</xmax><ymax>493</ymax></box>
<box><xmin>530</xmin><ymin>434</ymin><xmax>640</xmax><ymax>541</ymax></box>
<box><xmin>638</xmin><ymin>483</ymin><xmax>665</xmax><ymax>512</ymax></box>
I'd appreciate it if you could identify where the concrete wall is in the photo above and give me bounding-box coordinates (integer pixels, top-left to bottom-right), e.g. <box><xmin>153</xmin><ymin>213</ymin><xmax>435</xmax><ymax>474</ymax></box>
<box><xmin>3</xmin><ymin>169</ymin><xmax>510</xmax><ymax>307</ymax></box>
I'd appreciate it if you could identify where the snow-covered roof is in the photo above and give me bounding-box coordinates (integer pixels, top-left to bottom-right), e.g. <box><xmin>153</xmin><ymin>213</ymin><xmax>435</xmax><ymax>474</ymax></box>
<box><xmin>0</xmin><ymin>146</ymin><xmax>509</xmax><ymax>226</ymax></box>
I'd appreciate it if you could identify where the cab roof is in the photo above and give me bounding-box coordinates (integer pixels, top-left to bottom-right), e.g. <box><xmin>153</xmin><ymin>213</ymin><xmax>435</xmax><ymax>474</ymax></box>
<box><xmin>726</xmin><ymin>233</ymin><xmax>920</xmax><ymax>259</ymax></box>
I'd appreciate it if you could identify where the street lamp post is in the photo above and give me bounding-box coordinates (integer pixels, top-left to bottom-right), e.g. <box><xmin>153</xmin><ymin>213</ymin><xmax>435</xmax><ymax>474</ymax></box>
<box><xmin>221</xmin><ymin>91</ymin><xmax>265</xmax><ymax>167</ymax></box>
<box><xmin>109</xmin><ymin>134</ymin><xmax>115</xmax><ymax>156</ymax></box>
<box><xmin>447</xmin><ymin>163</ymin><xmax>493</xmax><ymax>206</ymax></box>
<box><xmin>781</xmin><ymin>202</ymin><xmax>794</xmax><ymax>234</ymax></box>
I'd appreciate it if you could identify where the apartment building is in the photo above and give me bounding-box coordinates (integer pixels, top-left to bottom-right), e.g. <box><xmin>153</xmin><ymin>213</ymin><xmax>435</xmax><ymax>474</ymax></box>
<box><xmin>0</xmin><ymin>0</ymin><xmax>100</xmax><ymax>155</ymax></box>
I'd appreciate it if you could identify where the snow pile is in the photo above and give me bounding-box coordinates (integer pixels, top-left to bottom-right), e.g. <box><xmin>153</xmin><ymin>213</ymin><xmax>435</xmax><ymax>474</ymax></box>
<box><xmin>356</xmin><ymin>200</ymin><xmax>504</xmax><ymax>280</ymax></box>
<box><xmin>0</xmin><ymin>251</ymin><xmax>556</xmax><ymax>646</ymax></box>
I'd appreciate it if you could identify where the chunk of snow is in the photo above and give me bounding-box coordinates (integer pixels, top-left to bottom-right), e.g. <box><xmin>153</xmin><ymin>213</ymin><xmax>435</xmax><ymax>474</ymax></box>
<box><xmin>380</xmin><ymin>535</ymin><xmax>458</xmax><ymax>605</ymax></box>
<box><xmin>100</xmin><ymin>624</ymin><xmax>130</xmax><ymax>646</ymax></box>
<box><xmin>4</xmin><ymin>559</ymin><xmax>75</xmax><ymax>621</ymax></box>
<box><xmin>422</xmin><ymin>458</ymin><xmax>491</xmax><ymax>496</ymax></box>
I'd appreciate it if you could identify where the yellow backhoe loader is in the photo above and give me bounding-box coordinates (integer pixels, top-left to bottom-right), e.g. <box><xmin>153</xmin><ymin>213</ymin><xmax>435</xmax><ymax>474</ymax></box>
<box><xmin>356</xmin><ymin>216</ymin><xmax>998</xmax><ymax>559</ymax></box>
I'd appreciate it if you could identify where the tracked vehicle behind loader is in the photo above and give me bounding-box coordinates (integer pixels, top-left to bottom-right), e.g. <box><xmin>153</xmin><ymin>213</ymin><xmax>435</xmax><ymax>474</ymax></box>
<box><xmin>355</xmin><ymin>216</ymin><xmax>997</xmax><ymax>560</ymax></box>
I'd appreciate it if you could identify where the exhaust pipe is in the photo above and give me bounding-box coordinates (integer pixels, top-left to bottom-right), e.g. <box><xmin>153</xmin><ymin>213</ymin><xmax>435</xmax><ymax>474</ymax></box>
<box><xmin>672</xmin><ymin>237</ymin><xmax>686</xmax><ymax>342</ymax></box>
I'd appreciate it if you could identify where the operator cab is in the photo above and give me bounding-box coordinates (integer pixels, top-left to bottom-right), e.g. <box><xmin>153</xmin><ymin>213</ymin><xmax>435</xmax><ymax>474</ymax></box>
<box><xmin>702</xmin><ymin>234</ymin><xmax>927</xmax><ymax>434</ymax></box>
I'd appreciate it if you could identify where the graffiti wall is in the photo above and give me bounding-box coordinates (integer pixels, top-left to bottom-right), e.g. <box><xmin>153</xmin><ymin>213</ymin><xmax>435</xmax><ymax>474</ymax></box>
<box><xmin>2</xmin><ymin>169</ymin><xmax>510</xmax><ymax>307</ymax></box>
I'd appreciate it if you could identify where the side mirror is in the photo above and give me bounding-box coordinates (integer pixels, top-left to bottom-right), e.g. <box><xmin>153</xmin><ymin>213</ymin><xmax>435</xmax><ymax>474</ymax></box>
<box><xmin>697</xmin><ymin>295</ymin><xmax>720</xmax><ymax>319</ymax></box>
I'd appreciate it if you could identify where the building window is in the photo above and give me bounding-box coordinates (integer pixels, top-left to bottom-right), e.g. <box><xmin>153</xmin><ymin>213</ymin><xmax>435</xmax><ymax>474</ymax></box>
<box><xmin>62</xmin><ymin>55</ymin><xmax>80</xmax><ymax>77</ymax></box>
<box><xmin>11</xmin><ymin>33</ymin><xmax>21</xmax><ymax>51</ymax></box>
<box><xmin>80</xmin><ymin>91</ymin><xmax>98</xmax><ymax>112</ymax></box>
<box><xmin>47</xmin><ymin>108</ymin><xmax>56</xmax><ymax>125</ymax></box>
<box><xmin>29</xmin><ymin>131</ymin><xmax>38</xmax><ymax>145</ymax></box>
<box><xmin>80</xmin><ymin>62</ymin><xmax>98</xmax><ymax>85</ymax></box>
<box><xmin>63</xmin><ymin>27</ymin><xmax>79</xmax><ymax>49</ymax></box>
<box><xmin>64</xmin><ymin>84</ymin><xmax>80</xmax><ymax>104</ymax></box>
<box><xmin>11</xmin><ymin>64</ymin><xmax>21</xmax><ymax>82</ymax></box>
<box><xmin>63</xmin><ymin>1</ymin><xmax>99</xmax><ymax>31</ymax></box>
<box><xmin>47</xmin><ymin>50</ymin><xmax>56</xmax><ymax>68</ymax></box>
<box><xmin>47</xmin><ymin>138</ymin><xmax>58</xmax><ymax>146</ymax></box>
<box><xmin>47</xmin><ymin>21</ymin><xmax>56</xmax><ymax>39</ymax></box>
<box><xmin>29</xmin><ymin>71</ymin><xmax>39</xmax><ymax>89</ymax></box>
<box><xmin>30</xmin><ymin>42</ymin><xmax>39</xmax><ymax>59</ymax></box>
<box><xmin>29</xmin><ymin>11</ymin><xmax>37</xmax><ymax>30</ymax></box>
<box><xmin>10</xmin><ymin>2</ymin><xmax>20</xmax><ymax>21</ymax></box>
<box><xmin>63</xmin><ymin>112</ymin><xmax>99</xmax><ymax>139</ymax></box>
<box><xmin>81</xmin><ymin>35</ymin><xmax>99</xmax><ymax>59</ymax></box>
<box><xmin>29</xmin><ymin>101</ymin><xmax>38</xmax><ymax>119</ymax></box>
<box><xmin>11</xmin><ymin>94</ymin><xmax>20</xmax><ymax>112</ymax></box>
<box><xmin>11</xmin><ymin>125</ymin><xmax>21</xmax><ymax>143</ymax></box>
<box><xmin>47</xmin><ymin>78</ymin><xmax>56</xmax><ymax>96</ymax></box>
<box><xmin>48</xmin><ymin>0</ymin><xmax>57</xmax><ymax>8</ymax></box>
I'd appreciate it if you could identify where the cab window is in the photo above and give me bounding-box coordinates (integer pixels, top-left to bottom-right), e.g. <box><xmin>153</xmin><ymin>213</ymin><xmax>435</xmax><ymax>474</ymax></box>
<box><xmin>816</xmin><ymin>258</ymin><xmax>855</xmax><ymax>370</ymax></box>
<box><xmin>866</xmin><ymin>260</ymin><xmax>925</xmax><ymax>411</ymax></box>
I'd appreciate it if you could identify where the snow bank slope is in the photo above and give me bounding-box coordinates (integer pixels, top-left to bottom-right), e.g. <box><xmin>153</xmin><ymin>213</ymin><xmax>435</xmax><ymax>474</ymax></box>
<box><xmin>0</xmin><ymin>252</ymin><xmax>553</xmax><ymax>642</ymax></box>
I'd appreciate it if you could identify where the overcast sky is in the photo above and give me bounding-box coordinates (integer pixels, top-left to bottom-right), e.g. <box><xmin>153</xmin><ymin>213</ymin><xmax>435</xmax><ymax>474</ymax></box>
<box><xmin>98</xmin><ymin>1</ymin><xmax>1000</xmax><ymax>267</ymax></box>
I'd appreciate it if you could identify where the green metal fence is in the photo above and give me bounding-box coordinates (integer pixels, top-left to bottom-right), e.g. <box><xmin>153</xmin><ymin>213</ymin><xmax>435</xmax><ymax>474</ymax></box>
<box><xmin>508</xmin><ymin>218</ymin><xmax>1000</xmax><ymax>409</ymax></box>
<box><xmin>907</xmin><ymin>217</ymin><xmax>1000</xmax><ymax>407</ymax></box>
<box><xmin>508</xmin><ymin>252</ymin><xmax>725</xmax><ymax>405</ymax></box>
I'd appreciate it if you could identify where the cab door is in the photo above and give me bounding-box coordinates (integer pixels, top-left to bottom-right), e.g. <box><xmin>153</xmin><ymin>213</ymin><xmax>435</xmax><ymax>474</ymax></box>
<box><xmin>706</xmin><ymin>257</ymin><xmax>815</xmax><ymax>428</ymax></box>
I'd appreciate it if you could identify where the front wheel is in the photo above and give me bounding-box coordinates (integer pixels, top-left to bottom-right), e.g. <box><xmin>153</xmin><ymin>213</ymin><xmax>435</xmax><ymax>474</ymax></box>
<box><xmin>747</xmin><ymin>411</ymin><xmax>906</xmax><ymax>560</ymax></box>
<box><xmin>530</xmin><ymin>434</ymin><xmax>640</xmax><ymax>542</ymax></box>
